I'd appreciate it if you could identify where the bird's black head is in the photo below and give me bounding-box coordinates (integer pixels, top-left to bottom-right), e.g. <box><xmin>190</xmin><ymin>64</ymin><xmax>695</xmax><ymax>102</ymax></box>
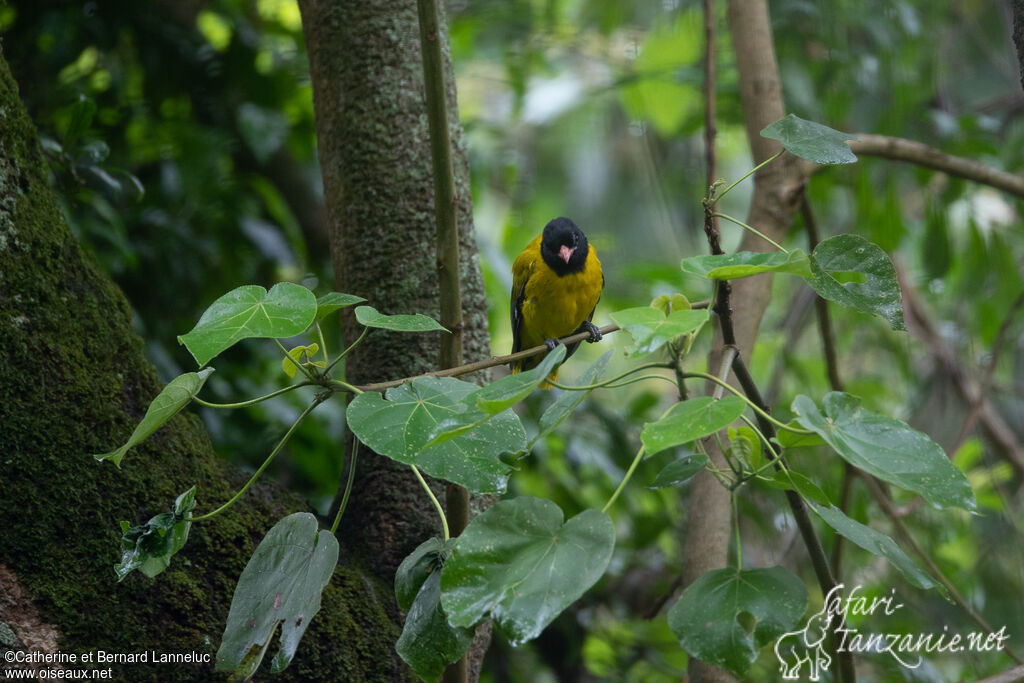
<box><xmin>540</xmin><ymin>217</ymin><xmax>589</xmax><ymax>276</ymax></box>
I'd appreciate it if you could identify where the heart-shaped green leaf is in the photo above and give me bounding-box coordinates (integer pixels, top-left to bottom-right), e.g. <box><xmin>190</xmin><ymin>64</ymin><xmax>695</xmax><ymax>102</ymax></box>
<box><xmin>94</xmin><ymin>368</ymin><xmax>214</xmax><ymax>467</ymax></box>
<box><xmin>178</xmin><ymin>283</ymin><xmax>317</xmax><ymax>366</ymax></box>
<box><xmin>805</xmin><ymin>501</ymin><xmax>941</xmax><ymax>593</ymax></box>
<box><xmin>610</xmin><ymin>307</ymin><xmax>709</xmax><ymax>357</ymax></box>
<box><xmin>115</xmin><ymin>486</ymin><xmax>196</xmax><ymax>581</ymax></box>
<box><xmin>346</xmin><ymin>377</ymin><xmax>523</xmax><ymax>493</ymax></box>
<box><xmin>395</xmin><ymin>546</ymin><xmax>473</xmax><ymax>681</ymax></box>
<box><xmin>760</xmin><ymin>114</ymin><xmax>858</xmax><ymax>165</ymax></box>
<box><xmin>532</xmin><ymin>350</ymin><xmax>614</xmax><ymax>447</ymax></box>
<box><xmin>215</xmin><ymin>513</ymin><xmax>339</xmax><ymax>678</ymax></box>
<box><xmin>792</xmin><ymin>393</ymin><xmax>976</xmax><ymax>511</ymax></box>
<box><xmin>440</xmin><ymin>498</ymin><xmax>615</xmax><ymax>645</ymax></box>
<box><xmin>808</xmin><ymin>234</ymin><xmax>904</xmax><ymax>330</ymax></box>
<box><xmin>641</xmin><ymin>396</ymin><xmax>747</xmax><ymax>458</ymax></box>
<box><xmin>354</xmin><ymin>305</ymin><xmax>448</xmax><ymax>333</ymax></box>
<box><xmin>668</xmin><ymin>566</ymin><xmax>807</xmax><ymax>676</ymax></box>
<box><xmin>315</xmin><ymin>292</ymin><xmax>366</xmax><ymax>321</ymax></box>
<box><xmin>649</xmin><ymin>453</ymin><xmax>709</xmax><ymax>488</ymax></box>
<box><xmin>681</xmin><ymin>250</ymin><xmax>812</xmax><ymax>280</ymax></box>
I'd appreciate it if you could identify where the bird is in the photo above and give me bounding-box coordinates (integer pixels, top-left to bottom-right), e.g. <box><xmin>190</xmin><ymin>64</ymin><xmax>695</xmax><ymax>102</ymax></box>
<box><xmin>510</xmin><ymin>217</ymin><xmax>604</xmax><ymax>382</ymax></box>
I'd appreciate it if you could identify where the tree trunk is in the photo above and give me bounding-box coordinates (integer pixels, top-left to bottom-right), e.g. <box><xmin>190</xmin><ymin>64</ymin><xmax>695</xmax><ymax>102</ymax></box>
<box><xmin>298</xmin><ymin>0</ymin><xmax>491</xmax><ymax>678</ymax></box>
<box><xmin>0</xmin><ymin>47</ymin><xmax>399</xmax><ymax>682</ymax></box>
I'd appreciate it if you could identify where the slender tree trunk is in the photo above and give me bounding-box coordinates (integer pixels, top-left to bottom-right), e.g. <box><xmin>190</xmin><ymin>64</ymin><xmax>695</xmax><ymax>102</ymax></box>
<box><xmin>0</xmin><ymin>47</ymin><xmax>395</xmax><ymax>682</ymax></box>
<box><xmin>681</xmin><ymin>0</ymin><xmax>807</xmax><ymax>680</ymax></box>
<box><xmin>298</xmin><ymin>0</ymin><xmax>492</xmax><ymax>678</ymax></box>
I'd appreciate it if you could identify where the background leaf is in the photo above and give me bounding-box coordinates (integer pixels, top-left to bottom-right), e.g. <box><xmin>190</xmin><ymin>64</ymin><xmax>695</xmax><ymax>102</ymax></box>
<box><xmin>115</xmin><ymin>486</ymin><xmax>196</xmax><ymax>581</ymax></box>
<box><xmin>396</xmin><ymin>570</ymin><xmax>474</xmax><ymax>681</ymax></box>
<box><xmin>649</xmin><ymin>453</ymin><xmax>709</xmax><ymax>488</ymax></box>
<box><xmin>808</xmin><ymin>234</ymin><xmax>905</xmax><ymax>330</ymax></box>
<box><xmin>668</xmin><ymin>566</ymin><xmax>807</xmax><ymax>676</ymax></box>
<box><xmin>178</xmin><ymin>283</ymin><xmax>317</xmax><ymax>366</ymax></box>
<box><xmin>354</xmin><ymin>305</ymin><xmax>448</xmax><ymax>333</ymax></box>
<box><xmin>441</xmin><ymin>498</ymin><xmax>615</xmax><ymax>645</ymax></box>
<box><xmin>760</xmin><ymin>114</ymin><xmax>858</xmax><ymax>165</ymax></box>
<box><xmin>315</xmin><ymin>292</ymin><xmax>366</xmax><ymax>321</ymax></box>
<box><xmin>681</xmin><ymin>250</ymin><xmax>812</xmax><ymax>280</ymax></box>
<box><xmin>641</xmin><ymin>396</ymin><xmax>747</xmax><ymax>457</ymax></box>
<box><xmin>94</xmin><ymin>368</ymin><xmax>214</xmax><ymax>466</ymax></box>
<box><xmin>215</xmin><ymin>513</ymin><xmax>339</xmax><ymax>678</ymax></box>
<box><xmin>792</xmin><ymin>392</ymin><xmax>976</xmax><ymax>511</ymax></box>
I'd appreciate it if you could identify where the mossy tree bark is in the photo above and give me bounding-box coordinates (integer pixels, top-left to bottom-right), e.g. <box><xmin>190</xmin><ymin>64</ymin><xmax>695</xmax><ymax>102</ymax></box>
<box><xmin>298</xmin><ymin>0</ymin><xmax>492</xmax><ymax>677</ymax></box>
<box><xmin>0</xmin><ymin>47</ymin><xmax>400</xmax><ymax>682</ymax></box>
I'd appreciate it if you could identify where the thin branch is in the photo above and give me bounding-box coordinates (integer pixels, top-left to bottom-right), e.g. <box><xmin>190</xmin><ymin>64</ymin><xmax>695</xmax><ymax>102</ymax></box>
<box><xmin>844</xmin><ymin>134</ymin><xmax>1024</xmax><ymax>199</ymax></box>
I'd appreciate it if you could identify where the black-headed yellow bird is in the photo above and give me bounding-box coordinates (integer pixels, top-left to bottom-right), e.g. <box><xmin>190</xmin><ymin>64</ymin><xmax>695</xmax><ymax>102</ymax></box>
<box><xmin>510</xmin><ymin>217</ymin><xmax>604</xmax><ymax>380</ymax></box>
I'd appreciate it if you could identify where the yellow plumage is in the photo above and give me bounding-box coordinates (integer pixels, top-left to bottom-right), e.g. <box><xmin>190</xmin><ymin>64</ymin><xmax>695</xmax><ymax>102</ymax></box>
<box><xmin>510</xmin><ymin>218</ymin><xmax>604</xmax><ymax>382</ymax></box>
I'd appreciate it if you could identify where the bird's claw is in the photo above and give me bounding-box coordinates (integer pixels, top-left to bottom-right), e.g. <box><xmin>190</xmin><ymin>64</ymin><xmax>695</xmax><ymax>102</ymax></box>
<box><xmin>543</xmin><ymin>338</ymin><xmax>560</xmax><ymax>351</ymax></box>
<box><xmin>583</xmin><ymin>321</ymin><xmax>602</xmax><ymax>343</ymax></box>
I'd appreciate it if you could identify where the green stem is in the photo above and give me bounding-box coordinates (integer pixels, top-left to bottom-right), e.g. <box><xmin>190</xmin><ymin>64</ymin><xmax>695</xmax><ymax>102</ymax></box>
<box><xmin>710</xmin><ymin>150</ymin><xmax>783</xmax><ymax>204</ymax></box>
<box><xmin>330</xmin><ymin>379</ymin><xmax>364</xmax><ymax>395</ymax></box>
<box><xmin>192</xmin><ymin>397</ymin><xmax>323</xmax><ymax>522</ymax></box>
<box><xmin>316</xmin><ymin>321</ymin><xmax>329</xmax><ymax>366</ymax></box>
<box><xmin>330</xmin><ymin>438</ymin><xmax>359</xmax><ymax>534</ymax></box>
<box><xmin>684</xmin><ymin>372</ymin><xmax>815</xmax><ymax>435</ymax></box>
<box><xmin>193</xmin><ymin>381</ymin><xmax>313</xmax><ymax>409</ymax></box>
<box><xmin>327</xmin><ymin>326</ymin><xmax>369</xmax><ymax>375</ymax></box>
<box><xmin>732</xmin><ymin>491</ymin><xmax>742</xmax><ymax>569</ymax></box>
<box><xmin>412</xmin><ymin>465</ymin><xmax>449</xmax><ymax>540</ymax></box>
<box><xmin>712</xmin><ymin>212</ymin><xmax>789</xmax><ymax>253</ymax></box>
<box><xmin>544</xmin><ymin>362</ymin><xmax>671</xmax><ymax>392</ymax></box>
<box><xmin>602</xmin><ymin>445</ymin><xmax>646</xmax><ymax>514</ymax></box>
<box><xmin>604</xmin><ymin>374</ymin><xmax>679</xmax><ymax>389</ymax></box>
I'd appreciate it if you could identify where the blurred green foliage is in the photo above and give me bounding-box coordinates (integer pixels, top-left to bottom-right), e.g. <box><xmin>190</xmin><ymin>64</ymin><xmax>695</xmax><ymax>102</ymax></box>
<box><xmin>5</xmin><ymin>0</ymin><xmax>1023</xmax><ymax>679</ymax></box>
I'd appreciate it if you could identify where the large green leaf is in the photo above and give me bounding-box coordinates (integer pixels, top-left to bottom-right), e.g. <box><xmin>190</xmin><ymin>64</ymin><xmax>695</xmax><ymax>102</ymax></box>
<box><xmin>114</xmin><ymin>486</ymin><xmax>196</xmax><ymax>581</ymax></box>
<box><xmin>440</xmin><ymin>498</ymin><xmax>615</xmax><ymax>645</ymax></box>
<box><xmin>354</xmin><ymin>305</ymin><xmax>448</xmax><ymax>333</ymax></box>
<box><xmin>533</xmin><ymin>350</ymin><xmax>614</xmax><ymax>446</ymax></box>
<box><xmin>425</xmin><ymin>346</ymin><xmax>567</xmax><ymax>448</ymax></box>
<box><xmin>806</xmin><ymin>502</ymin><xmax>941</xmax><ymax>593</ymax></box>
<box><xmin>649</xmin><ymin>453</ymin><xmax>710</xmax><ymax>489</ymax></box>
<box><xmin>94</xmin><ymin>368</ymin><xmax>214</xmax><ymax>467</ymax></box>
<box><xmin>760</xmin><ymin>114</ymin><xmax>858</xmax><ymax>165</ymax></box>
<box><xmin>668</xmin><ymin>566</ymin><xmax>807</xmax><ymax>676</ymax></box>
<box><xmin>641</xmin><ymin>396</ymin><xmax>747</xmax><ymax>458</ymax></box>
<box><xmin>808</xmin><ymin>234</ymin><xmax>905</xmax><ymax>330</ymax></box>
<box><xmin>395</xmin><ymin>542</ymin><xmax>473</xmax><ymax>682</ymax></box>
<box><xmin>315</xmin><ymin>292</ymin><xmax>366</xmax><ymax>321</ymax></box>
<box><xmin>178</xmin><ymin>283</ymin><xmax>317</xmax><ymax>366</ymax></box>
<box><xmin>681</xmin><ymin>250</ymin><xmax>812</xmax><ymax>280</ymax></box>
<box><xmin>346</xmin><ymin>377</ymin><xmax>523</xmax><ymax>493</ymax></box>
<box><xmin>216</xmin><ymin>513</ymin><xmax>338</xmax><ymax>678</ymax></box>
<box><xmin>609</xmin><ymin>307</ymin><xmax>709</xmax><ymax>357</ymax></box>
<box><xmin>792</xmin><ymin>393</ymin><xmax>976</xmax><ymax>511</ymax></box>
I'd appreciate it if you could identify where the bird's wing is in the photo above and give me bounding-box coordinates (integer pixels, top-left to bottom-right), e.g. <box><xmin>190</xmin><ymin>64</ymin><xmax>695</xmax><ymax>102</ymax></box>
<box><xmin>510</xmin><ymin>244</ymin><xmax>537</xmax><ymax>355</ymax></box>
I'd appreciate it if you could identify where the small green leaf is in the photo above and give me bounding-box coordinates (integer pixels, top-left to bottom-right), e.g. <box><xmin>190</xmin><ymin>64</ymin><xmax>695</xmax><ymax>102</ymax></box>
<box><xmin>396</xmin><ymin>569</ymin><xmax>473</xmax><ymax>681</ymax></box>
<box><xmin>681</xmin><ymin>250</ymin><xmax>812</xmax><ymax>280</ymax></box>
<box><xmin>792</xmin><ymin>393</ymin><xmax>976</xmax><ymax>511</ymax></box>
<box><xmin>94</xmin><ymin>368</ymin><xmax>214</xmax><ymax>466</ymax></box>
<box><xmin>809</xmin><ymin>234</ymin><xmax>905</xmax><ymax>330</ymax></box>
<box><xmin>440</xmin><ymin>498</ymin><xmax>615</xmax><ymax>645</ymax></box>
<box><xmin>806</xmin><ymin>501</ymin><xmax>942</xmax><ymax>593</ymax></box>
<box><xmin>641</xmin><ymin>396</ymin><xmax>747</xmax><ymax>458</ymax></box>
<box><xmin>215</xmin><ymin>513</ymin><xmax>339</xmax><ymax>678</ymax></box>
<box><xmin>346</xmin><ymin>377</ymin><xmax>523</xmax><ymax>493</ymax></box>
<box><xmin>114</xmin><ymin>486</ymin><xmax>196</xmax><ymax>581</ymax></box>
<box><xmin>728</xmin><ymin>426</ymin><xmax>762</xmax><ymax>470</ymax></box>
<box><xmin>178</xmin><ymin>283</ymin><xmax>318</xmax><ymax>367</ymax></box>
<box><xmin>649</xmin><ymin>453</ymin><xmax>710</xmax><ymax>488</ymax></box>
<box><xmin>315</xmin><ymin>292</ymin><xmax>366</xmax><ymax>321</ymax></box>
<box><xmin>395</xmin><ymin>538</ymin><xmax>448</xmax><ymax>611</ymax></box>
<box><xmin>534</xmin><ymin>350</ymin><xmax>614</xmax><ymax>445</ymax></box>
<box><xmin>758</xmin><ymin>469</ymin><xmax>831</xmax><ymax>507</ymax></box>
<box><xmin>354</xmin><ymin>305</ymin><xmax>448</xmax><ymax>333</ymax></box>
<box><xmin>281</xmin><ymin>343</ymin><xmax>321</xmax><ymax>378</ymax></box>
<box><xmin>760</xmin><ymin>114</ymin><xmax>858</xmax><ymax>165</ymax></box>
<box><xmin>669</xmin><ymin>566</ymin><xmax>807</xmax><ymax>676</ymax></box>
<box><xmin>610</xmin><ymin>307</ymin><xmax>709</xmax><ymax>357</ymax></box>
<box><xmin>774</xmin><ymin>424</ymin><xmax>826</xmax><ymax>449</ymax></box>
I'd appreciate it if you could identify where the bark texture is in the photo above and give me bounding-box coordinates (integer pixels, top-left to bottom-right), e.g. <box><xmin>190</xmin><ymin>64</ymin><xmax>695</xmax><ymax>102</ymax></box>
<box><xmin>0</xmin><ymin>48</ymin><xmax>399</xmax><ymax>682</ymax></box>
<box><xmin>298</xmin><ymin>0</ymin><xmax>492</xmax><ymax>678</ymax></box>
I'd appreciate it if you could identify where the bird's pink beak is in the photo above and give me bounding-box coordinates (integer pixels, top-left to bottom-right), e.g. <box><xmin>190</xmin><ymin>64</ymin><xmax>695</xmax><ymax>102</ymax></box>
<box><xmin>559</xmin><ymin>245</ymin><xmax>574</xmax><ymax>264</ymax></box>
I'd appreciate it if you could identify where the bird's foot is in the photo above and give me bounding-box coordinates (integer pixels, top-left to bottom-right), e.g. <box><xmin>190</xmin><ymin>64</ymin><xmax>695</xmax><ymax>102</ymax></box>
<box><xmin>543</xmin><ymin>338</ymin><xmax>560</xmax><ymax>351</ymax></box>
<box><xmin>582</xmin><ymin>321</ymin><xmax>603</xmax><ymax>343</ymax></box>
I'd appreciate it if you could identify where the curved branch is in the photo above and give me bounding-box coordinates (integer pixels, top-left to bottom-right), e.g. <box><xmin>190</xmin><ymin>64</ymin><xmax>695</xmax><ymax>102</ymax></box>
<box><xmin>846</xmin><ymin>134</ymin><xmax>1024</xmax><ymax>199</ymax></box>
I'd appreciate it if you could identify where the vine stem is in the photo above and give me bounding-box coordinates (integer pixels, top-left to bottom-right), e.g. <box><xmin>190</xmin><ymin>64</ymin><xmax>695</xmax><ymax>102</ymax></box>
<box><xmin>192</xmin><ymin>397</ymin><xmax>324</xmax><ymax>522</ymax></box>
<box><xmin>544</xmin><ymin>362</ymin><xmax>671</xmax><ymax>392</ymax></box>
<box><xmin>326</xmin><ymin>325</ymin><xmax>368</xmax><ymax>374</ymax></box>
<box><xmin>709</xmin><ymin>149</ymin><xmax>783</xmax><ymax>204</ymax></box>
<box><xmin>193</xmin><ymin>381</ymin><xmax>314</xmax><ymax>409</ymax></box>
<box><xmin>330</xmin><ymin>437</ymin><xmax>359</xmax><ymax>534</ymax></box>
<box><xmin>601</xmin><ymin>445</ymin><xmax>646</xmax><ymax>514</ymax></box>
<box><xmin>712</xmin><ymin>212</ymin><xmax>789</xmax><ymax>253</ymax></box>
<box><xmin>684</xmin><ymin>371</ymin><xmax>815</xmax><ymax>435</ymax></box>
<box><xmin>412</xmin><ymin>464</ymin><xmax>450</xmax><ymax>541</ymax></box>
